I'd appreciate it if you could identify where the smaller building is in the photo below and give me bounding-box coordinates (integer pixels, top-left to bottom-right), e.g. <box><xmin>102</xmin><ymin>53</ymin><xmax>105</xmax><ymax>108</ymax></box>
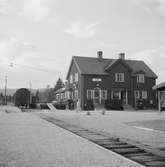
<box><xmin>153</xmin><ymin>82</ymin><xmax>165</xmax><ymax>111</ymax></box>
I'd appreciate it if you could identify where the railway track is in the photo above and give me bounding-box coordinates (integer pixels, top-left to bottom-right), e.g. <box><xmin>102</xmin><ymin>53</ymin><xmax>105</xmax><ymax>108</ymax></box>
<box><xmin>39</xmin><ymin>114</ymin><xmax>165</xmax><ymax>167</ymax></box>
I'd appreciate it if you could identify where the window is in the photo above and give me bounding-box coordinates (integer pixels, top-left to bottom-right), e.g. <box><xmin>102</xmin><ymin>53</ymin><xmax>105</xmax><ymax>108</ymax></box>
<box><xmin>142</xmin><ymin>91</ymin><xmax>147</xmax><ymax>99</ymax></box>
<box><xmin>87</xmin><ymin>90</ymin><xmax>93</xmax><ymax>99</ymax></box>
<box><xmin>56</xmin><ymin>94</ymin><xmax>60</xmax><ymax>101</ymax></box>
<box><xmin>70</xmin><ymin>92</ymin><xmax>73</xmax><ymax>99</ymax></box>
<box><xmin>74</xmin><ymin>90</ymin><xmax>78</xmax><ymax>99</ymax></box>
<box><xmin>65</xmin><ymin>91</ymin><xmax>70</xmax><ymax>99</ymax></box>
<box><xmin>70</xmin><ymin>75</ymin><xmax>73</xmax><ymax>83</ymax></box>
<box><xmin>137</xmin><ymin>74</ymin><xmax>144</xmax><ymax>83</ymax></box>
<box><xmin>115</xmin><ymin>73</ymin><xmax>124</xmax><ymax>82</ymax></box>
<box><xmin>111</xmin><ymin>91</ymin><xmax>121</xmax><ymax>99</ymax></box>
<box><xmin>75</xmin><ymin>73</ymin><xmax>78</xmax><ymax>82</ymax></box>
<box><xmin>101</xmin><ymin>90</ymin><xmax>107</xmax><ymax>100</ymax></box>
<box><xmin>134</xmin><ymin>90</ymin><xmax>140</xmax><ymax>99</ymax></box>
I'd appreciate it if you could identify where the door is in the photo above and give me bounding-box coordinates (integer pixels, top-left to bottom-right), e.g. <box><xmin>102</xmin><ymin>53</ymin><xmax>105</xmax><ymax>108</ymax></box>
<box><xmin>121</xmin><ymin>91</ymin><xmax>128</xmax><ymax>105</ymax></box>
<box><xmin>93</xmin><ymin>88</ymin><xmax>101</xmax><ymax>104</ymax></box>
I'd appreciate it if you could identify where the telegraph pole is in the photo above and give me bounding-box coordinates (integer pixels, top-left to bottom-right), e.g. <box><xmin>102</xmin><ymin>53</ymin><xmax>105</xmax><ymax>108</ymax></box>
<box><xmin>4</xmin><ymin>75</ymin><xmax>7</xmax><ymax>105</ymax></box>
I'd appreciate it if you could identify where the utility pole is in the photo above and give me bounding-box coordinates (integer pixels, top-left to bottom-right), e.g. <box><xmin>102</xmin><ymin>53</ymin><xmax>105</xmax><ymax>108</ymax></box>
<box><xmin>4</xmin><ymin>75</ymin><xmax>7</xmax><ymax>105</ymax></box>
<box><xmin>29</xmin><ymin>81</ymin><xmax>32</xmax><ymax>107</ymax></box>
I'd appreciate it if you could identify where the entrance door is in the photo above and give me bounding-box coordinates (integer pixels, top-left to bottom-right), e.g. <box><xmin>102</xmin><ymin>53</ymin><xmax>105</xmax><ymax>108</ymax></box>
<box><xmin>93</xmin><ymin>88</ymin><xmax>101</xmax><ymax>104</ymax></box>
<box><xmin>121</xmin><ymin>91</ymin><xmax>128</xmax><ymax>105</ymax></box>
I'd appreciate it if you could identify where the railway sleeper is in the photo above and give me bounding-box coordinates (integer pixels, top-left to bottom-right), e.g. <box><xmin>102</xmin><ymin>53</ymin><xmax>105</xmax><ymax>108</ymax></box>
<box><xmin>130</xmin><ymin>155</ymin><xmax>165</xmax><ymax>163</ymax></box>
<box><xmin>102</xmin><ymin>144</ymin><xmax>136</xmax><ymax>149</ymax></box>
<box><xmin>112</xmin><ymin>147</ymin><xmax>146</xmax><ymax>155</ymax></box>
<box><xmin>94</xmin><ymin>140</ymin><xmax>128</xmax><ymax>146</ymax></box>
<box><xmin>143</xmin><ymin>160</ymin><xmax>165</xmax><ymax>167</ymax></box>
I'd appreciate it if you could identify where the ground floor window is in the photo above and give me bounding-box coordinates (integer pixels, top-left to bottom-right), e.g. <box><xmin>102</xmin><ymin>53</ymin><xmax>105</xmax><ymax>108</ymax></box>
<box><xmin>87</xmin><ymin>89</ymin><xmax>107</xmax><ymax>100</ymax></box>
<box><xmin>87</xmin><ymin>89</ymin><xmax>93</xmax><ymax>99</ymax></box>
<box><xmin>134</xmin><ymin>90</ymin><xmax>140</xmax><ymax>99</ymax></box>
<box><xmin>101</xmin><ymin>90</ymin><xmax>107</xmax><ymax>100</ymax></box>
<box><xmin>65</xmin><ymin>91</ymin><xmax>70</xmax><ymax>99</ymax></box>
<box><xmin>142</xmin><ymin>91</ymin><xmax>147</xmax><ymax>99</ymax></box>
<box><xmin>74</xmin><ymin>90</ymin><xmax>78</xmax><ymax>99</ymax></box>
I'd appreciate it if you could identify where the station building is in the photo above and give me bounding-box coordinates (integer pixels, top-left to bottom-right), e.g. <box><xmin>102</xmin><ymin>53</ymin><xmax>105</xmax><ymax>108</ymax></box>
<box><xmin>64</xmin><ymin>51</ymin><xmax>157</xmax><ymax>110</ymax></box>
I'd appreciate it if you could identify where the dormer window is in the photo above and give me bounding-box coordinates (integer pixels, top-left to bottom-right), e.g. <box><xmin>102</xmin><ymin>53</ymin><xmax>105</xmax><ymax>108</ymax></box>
<box><xmin>70</xmin><ymin>75</ymin><xmax>73</xmax><ymax>83</ymax></box>
<box><xmin>115</xmin><ymin>73</ymin><xmax>124</xmax><ymax>82</ymax></box>
<box><xmin>137</xmin><ymin>74</ymin><xmax>144</xmax><ymax>83</ymax></box>
<box><xmin>75</xmin><ymin>73</ymin><xmax>78</xmax><ymax>82</ymax></box>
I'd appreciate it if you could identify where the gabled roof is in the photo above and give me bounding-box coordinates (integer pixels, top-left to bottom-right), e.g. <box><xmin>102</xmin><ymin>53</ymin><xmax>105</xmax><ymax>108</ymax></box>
<box><xmin>105</xmin><ymin>58</ymin><xmax>133</xmax><ymax>73</ymax></box>
<box><xmin>67</xmin><ymin>56</ymin><xmax>158</xmax><ymax>78</ymax></box>
<box><xmin>153</xmin><ymin>82</ymin><xmax>165</xmax><ymax>90</ymax></box>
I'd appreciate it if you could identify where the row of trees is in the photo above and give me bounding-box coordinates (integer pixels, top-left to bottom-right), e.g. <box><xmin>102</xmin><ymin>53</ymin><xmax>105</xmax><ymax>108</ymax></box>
<box><xmin>0</xmin><ymin>78</ymin><xmax>64</xmax><ymax>105</ymax></box>
<box><xmin>0</xmin><ymin>93</ymin><xmax>13</xmax><ymax>104</ymax></box>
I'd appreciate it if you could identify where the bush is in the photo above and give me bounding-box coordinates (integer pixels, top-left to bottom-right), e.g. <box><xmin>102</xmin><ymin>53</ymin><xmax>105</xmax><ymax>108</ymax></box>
<box><xmin>29</xmin><ymin>103</ymin><xmax>37</xmax><ymax>109</ymax></box>
<box><xmin>53</xmin><ymin>102</ymin><xmax>66</xmax><ymax>110</ymax></box>
<box><xmin>101</xmin><ymin>109</ymin><xmax>106</xmax><ymax>115</ymax></box>
<box><xmin>40</xmin><ymin>103</ymin><xmax>49</xmax><ymax>109</ymax></box>
<box><xmin>86</xmin><ymin>111</ymin><xmax>91</xmax><ymax>115</ymax></box>
<box><xmin>84</xmin><ymin>100</ymin><xmax>94</xmax><ymax>110</ymax></box>
<box><xmin>68</xmin><ymin>99</ymin><xmax>74</xmax><ymax>110</ymax></box>
<box><xmin>105</xmin><ymin>99</ymin><xmax>123</xmax><ymax>110</ymax></box>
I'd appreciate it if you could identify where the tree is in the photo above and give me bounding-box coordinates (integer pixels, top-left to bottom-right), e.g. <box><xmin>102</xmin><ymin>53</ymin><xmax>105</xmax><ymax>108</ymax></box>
<box><xmin>54</xmin><ymin>78</ymin><xmax>64</xmax><ymax>92</ymax></box>
<box><xmin>35</xmin><ymin>89</ymin><xmax>39</xmax><ymax>102</ymax></box>
<box><xmin>44</xmin><ymin>87</ymin><xmax>54</xmax><ymax>102</ymax></box>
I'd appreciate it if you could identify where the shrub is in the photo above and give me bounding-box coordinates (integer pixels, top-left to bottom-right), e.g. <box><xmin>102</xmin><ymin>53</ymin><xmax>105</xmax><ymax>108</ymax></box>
<box><xmin>105</xmin><ymin>99</ymin><xmax>123</xmax><ymax>110</ymax></box>
<box><xmin>101</xmin><ymin>109</ymin><xmax>106</xmax><ymax>115</ymax></box>
<box><xmin>86</xmin><ymin>111</ymin><xmax>91</xmax><ymax>115</ymax></box>
<box><xmin>40</xmin><ymin>103</ymin><xmax>49</xmax><ymax>109</ymax></box>
<box><xmin>84</xmin><ymin>100</ymin><xmax>94</xmax><ymax>110</ymax></box>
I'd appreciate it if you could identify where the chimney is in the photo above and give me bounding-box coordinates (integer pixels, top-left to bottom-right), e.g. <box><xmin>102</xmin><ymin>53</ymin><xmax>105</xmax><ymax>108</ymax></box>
<box><xmin>97</xmin><ymin>51</ymin><xmax>103</xmax><ymax>60</ymax></box>
<box><xmin>118</xmin><ymin>53</ymin><xmax>125</xmax><ymax>60</ymax></box>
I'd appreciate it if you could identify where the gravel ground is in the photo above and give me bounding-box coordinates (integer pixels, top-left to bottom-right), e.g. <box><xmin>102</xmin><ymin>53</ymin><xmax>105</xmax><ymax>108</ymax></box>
<box><xmin>0</xmin><ymin>107</ymin><xmax>143</xmax><ymax>167</ymax></box>
<box><xmin>39</xmin><ymin>109</ymin><xmax>165</xmax><ymax>149</ymax></box>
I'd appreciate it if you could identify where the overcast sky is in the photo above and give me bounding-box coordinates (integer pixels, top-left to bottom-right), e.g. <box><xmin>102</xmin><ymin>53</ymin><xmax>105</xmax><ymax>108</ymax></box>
<box><xmin>0</xmin><ymin>0</ymin><xmax>165</xmax><ymax>89</ymax></box>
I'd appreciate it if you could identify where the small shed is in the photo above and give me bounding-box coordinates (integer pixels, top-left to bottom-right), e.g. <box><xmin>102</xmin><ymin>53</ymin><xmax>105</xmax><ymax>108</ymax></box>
<box><xmin>153</xmin><ymin>82</ymin><xmax>165</xmax><ymax>111</ymax></box>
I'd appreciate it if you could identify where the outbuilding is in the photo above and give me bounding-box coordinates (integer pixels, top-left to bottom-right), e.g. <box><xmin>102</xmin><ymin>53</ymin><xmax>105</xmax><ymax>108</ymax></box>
<box><xmin>153</xmin><ymin>82</ymin><xmax>165</xmax><ymax>111</ymax></box>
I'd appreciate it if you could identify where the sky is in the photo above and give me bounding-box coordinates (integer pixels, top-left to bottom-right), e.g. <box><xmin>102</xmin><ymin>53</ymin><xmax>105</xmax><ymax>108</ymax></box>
<box><xmin>0</xmin><ymin>0</ymin><xmax>165</xmax><ymax>89</ymax></box>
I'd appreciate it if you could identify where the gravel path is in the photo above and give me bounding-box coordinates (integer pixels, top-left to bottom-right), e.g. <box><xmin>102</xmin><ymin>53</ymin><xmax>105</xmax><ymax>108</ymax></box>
<box><xmin>0</xmin><ymin>109</ymin><xmax>142</xmax><ymax>167</ymax></box>
<box><xmin>40</xmin><ymin>110</ymin><xmax>165</xmax><ymax>149</ymax></box>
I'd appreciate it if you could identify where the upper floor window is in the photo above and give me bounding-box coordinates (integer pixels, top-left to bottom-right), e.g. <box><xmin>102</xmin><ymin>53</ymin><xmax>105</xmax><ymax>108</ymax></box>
<box><xmin>115</xmin><ymin>73</ymin><xmax>124</xmax><ymax>82</ymax></box>
<box><xmin>75</xmin><ymin>73</ymin><xmax>78</xmax><ymax>82</ymax></box>
<box><xmin>137</xmin><ymin>74</ymin><xmax>144</xmax><ymax>83</ymax></box>
<box><xmin>70</xmin><ymin>74</ymin><xmax>73</xmax><ymax>83</ymax></box>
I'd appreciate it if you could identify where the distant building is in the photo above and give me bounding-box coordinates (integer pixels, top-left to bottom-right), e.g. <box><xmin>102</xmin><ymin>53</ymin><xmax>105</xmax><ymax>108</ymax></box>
<box><xmin>64</xmin><ymin>51</ymin><xmax>157</xmax><ymax>110</ymax></box>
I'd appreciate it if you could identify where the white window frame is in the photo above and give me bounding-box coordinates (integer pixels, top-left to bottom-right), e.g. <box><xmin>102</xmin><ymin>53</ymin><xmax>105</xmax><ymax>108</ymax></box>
<box><xmin>75</xmin><ymin>73</ymin><xmax>78</xmax><ymax>82</ymax></box>
<box><xmin>142</xmin><ymin>91</ymin><xmax>147</xmax><ymax>99</ymax></box>
<box><xmin>137</xmin><ymin>74</ymin><xmax>145</xmax><ymax>83</ymax></box>
<box><xmin>65</xmin><ymin>91</ymin><xmax>70</xmax><ymax>99</ymax></box>
<box><xmin>115</xmin><ymin>73</ymin><xmax>124</xmax><ymax>82</ymax></box>
<box><xmin>70</xmin><ymin>75</ymin><xmax>73</xmax><ymax>83</ymax></box>
<box><xmin>87</xmin><ymin>90</ymin><xmax>93</xmax><ymax>99</ymax></box>
<box><xmin>101</xmin><ymin>90</ymin><xmax>107</xmax><ymax>100</ymax></box>
<box><xmin>74</xmin><ymin>90</ymin><xmax>78</xmax><ymax>99</ymax></box>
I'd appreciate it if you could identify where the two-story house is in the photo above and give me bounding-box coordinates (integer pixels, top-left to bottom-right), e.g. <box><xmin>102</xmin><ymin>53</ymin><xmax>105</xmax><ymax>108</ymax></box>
<box><xmin>66</xmin><ymin>51</ymin><xmax>157</xmax><ymax>110</ymax></box>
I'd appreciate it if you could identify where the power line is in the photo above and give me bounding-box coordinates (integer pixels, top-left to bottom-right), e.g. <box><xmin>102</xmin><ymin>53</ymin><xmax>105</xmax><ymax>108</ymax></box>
<box><xmin>9</xmin><ymin>62</ymin><xmax>58</xmax><ymax>74</ymax></box>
